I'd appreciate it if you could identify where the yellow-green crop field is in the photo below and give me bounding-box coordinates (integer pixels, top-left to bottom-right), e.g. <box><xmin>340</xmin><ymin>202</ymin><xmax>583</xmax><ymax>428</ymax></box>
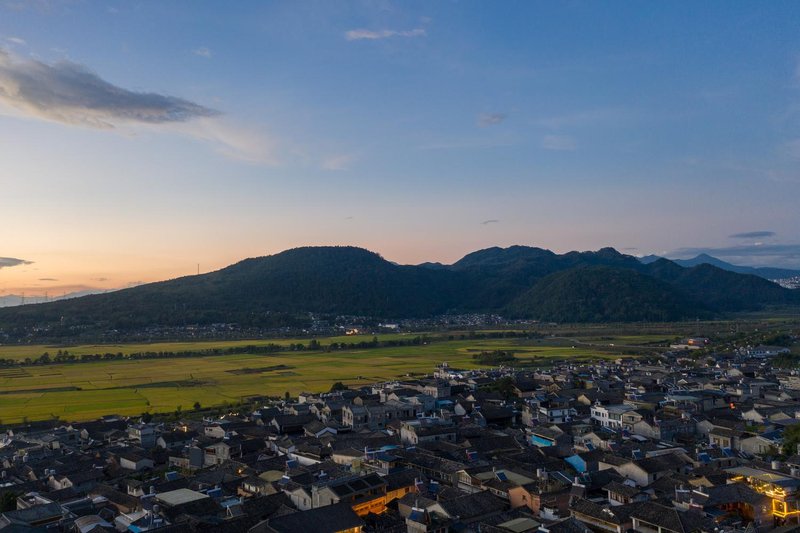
<box><xmin>0</xmin><ymin>334</ymin><xmax>625</xmax><ymax>424</ymax></box>
<box><xmin>0</xmin><ymin>333</ymin><xmax>412</xmax><ymax>362</ymax></box>
<box><xmin>2</xmin><ymin>317</ymin><xmax>796</xmax><ymax>425</ymax></box>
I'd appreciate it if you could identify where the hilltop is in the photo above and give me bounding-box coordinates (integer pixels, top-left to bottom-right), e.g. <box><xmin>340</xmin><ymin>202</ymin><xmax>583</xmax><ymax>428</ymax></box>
<box><xmin>639</xmin><ymin>253</ymin><xmax>800</xmax><ymax>280</ymax></box>
<box><xmin>0</xmin><ymin>245</ymin><xmax>797</xmax><ymax>338</ymax></box>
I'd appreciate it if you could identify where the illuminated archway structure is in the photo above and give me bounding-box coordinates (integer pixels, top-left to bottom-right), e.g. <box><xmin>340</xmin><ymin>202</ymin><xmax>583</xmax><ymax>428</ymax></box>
<box><xmin>726</xmin><ymin>466</ymin><xmax>800</xmax><ymax>524</ymax></box>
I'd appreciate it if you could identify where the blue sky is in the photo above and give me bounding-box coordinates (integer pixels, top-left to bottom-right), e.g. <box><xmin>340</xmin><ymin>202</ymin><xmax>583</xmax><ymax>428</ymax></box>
<box><xmin>1</xmin><ymin>1</ymin><xmax>800</xmax><ymax>295</ymax></box>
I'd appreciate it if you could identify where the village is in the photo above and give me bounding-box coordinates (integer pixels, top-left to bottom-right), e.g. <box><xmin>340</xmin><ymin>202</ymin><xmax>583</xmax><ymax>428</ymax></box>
<box><xmin>1</xmin><ymin>341</ymin><xmax>800</xmax><ymax>533</ymax></box>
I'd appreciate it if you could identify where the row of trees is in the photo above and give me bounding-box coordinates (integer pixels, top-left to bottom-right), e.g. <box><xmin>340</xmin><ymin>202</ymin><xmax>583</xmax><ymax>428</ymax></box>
<box><xmin>0</xmin><ymin>335</ymin><xmax>435</xmax><ymax>367</ymax></box>
<box><xmin>472</xmin><ymin>350</ymin><xmax>516</xmax><ymax>365</ymax></box>
<box><xmin>0</xmin><ymin>344</ymin><xmax>289</xmax><ymax>367</ymax></box>
<box><xmin>448</xmin><ymin>330</ymin><xmax>545</xmax><ymax>341</ymax></box>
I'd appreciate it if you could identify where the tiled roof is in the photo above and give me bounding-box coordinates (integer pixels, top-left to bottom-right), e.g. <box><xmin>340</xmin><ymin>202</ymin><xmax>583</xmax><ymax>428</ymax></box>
<box><xmin>439</xmin><ymin>491</ymin><xmax>507</xmax><ymax>520</ymax></box>
<box><xmin>256</xmin><ymin>503</ymin><xmax>363</xmax><ymax>533</ymax></box>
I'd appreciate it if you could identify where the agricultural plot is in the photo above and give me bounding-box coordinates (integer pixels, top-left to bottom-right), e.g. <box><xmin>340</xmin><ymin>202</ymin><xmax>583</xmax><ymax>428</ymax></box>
<box><xmin>0</xmin><ymin>335</ymin><xmax>626</xmax><ymax>424</ymax></box>
<box><xmin>0</xmin><ymin>333</ymin><xmax>410</xmax><ymax>362</ymax></box>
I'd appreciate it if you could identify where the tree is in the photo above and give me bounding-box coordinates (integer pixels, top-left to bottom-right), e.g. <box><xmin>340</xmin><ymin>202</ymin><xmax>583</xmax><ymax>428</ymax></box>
<box><xmin>481</xmin><ymin>376</ymin><xmax>517</xmax><ymax>400</ymax></box>
<box><xmin>141</xmin><ymin>412</ymin><xmax>153</xmax><ymax>423</ymax></box>
<box><xmin>783</xmin><ymin>424</ymin><xmax>800</xmax><ymax>456</ymax></box>
<box><xmin>0</xmin><ymin>491</ymin><xmax>19</xmax><ymax>512</ymax></box>
<box><xmin>329</xmin><ymin>382</ymin><xmax>347</xmax><ymax>392</ymax></box>
<box><xmin>472</xmin><ymin>350</ymin><xmax>515</xmax><ymax>365</ymax></box>
<box><xmin>193</xmin><ymin>401</ymin><xmax>202</xmax><ymax>411</ymax></box>
<box><xmin>284</xmin><ymin>391</ymin><xmax>291</xmax><ymax>401</ymax></box>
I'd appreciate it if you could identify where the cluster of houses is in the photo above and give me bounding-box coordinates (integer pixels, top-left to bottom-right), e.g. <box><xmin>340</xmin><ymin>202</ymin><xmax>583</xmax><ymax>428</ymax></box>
<box><xmin>774</xmin><ymin>277</ymin><xmax>800</xmax><ymax>290</ymax></box>
<box><xmin>2</xmin><ymin>343</ymin><xmax>800</xmax><ymax>532</ymax></box>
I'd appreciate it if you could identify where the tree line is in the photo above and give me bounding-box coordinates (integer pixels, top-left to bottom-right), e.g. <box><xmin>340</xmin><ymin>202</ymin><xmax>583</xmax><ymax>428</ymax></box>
<box><xmin>0</xmin><ymin>335</ymin><xmax>434</xmax><ymax>367</ymax></box>
<box><xmin>472</xmin><ymin>350</ymin><xmax>516</xmax><ymax>365</ymax></box>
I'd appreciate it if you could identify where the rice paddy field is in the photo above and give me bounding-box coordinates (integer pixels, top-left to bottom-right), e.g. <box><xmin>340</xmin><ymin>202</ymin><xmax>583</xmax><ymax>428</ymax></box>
<box><xmin>0</xmin><ymin>334</ymin><xmax>413</xmax><ymax>362</ymax></box>
<box><xmin>0</xmin><ymin>316</ymin><xmax>795</xmax><ymax>424</ymax></box>
<box><xmin>0</xmin><ymin>333</ymin><xmax>630</xmax><ymax>424</ymax></box>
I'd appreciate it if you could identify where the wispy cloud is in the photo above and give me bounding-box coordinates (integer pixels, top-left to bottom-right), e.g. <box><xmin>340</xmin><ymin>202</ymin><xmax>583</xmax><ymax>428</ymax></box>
<box><xmin>193</xmin><ymin>46</ymin><xmax>212</xmax><ymax>58</ymax></box>
<box><xmin>0</xmin><ymin>48</ymin><xmax>218</xmax><ymax>128</ymax></box>
<box><xmin>4</xmin><ymin>36</ymin><xmax>25</xmax><ymax>46</ymax></box>
<box><xmin>344</xmin><ymin>28</ymin><xmax>426</xmax><ymax>41</ymax></box>
<box><xmin>322</xmin><ymin>154</ymin><xmax>355</xmax><ymax>171</ymax></box>
<box><xmin>481</xmin><ymin>219</ymin><xmax>499</xmax><ymax>225</ymax></box>
<box><xmin>542</xmin><ymin>134</ymin><xmax>576</xmax><ymax>151</ymax></box>
<box><xmin>168</xmin><ymin>117</ymin><xmax>281</xmax><ymax>165</ymax></box>
<box><xmin>478</xmin><ymin>112</ymin><xmax>507</xmax><ymax>127</ymax></box>
<box><xmin>730</xmin><ymin>231</ymin><xmax>776</xmax><ymax>239</ymax></box>
<box><xmin>0</xmin><ymin>256</ymin><xmax>32</xmax><ymax>269</ymax></box>
<box><xmin>0</xmin><ymin>48</ymin><xmax>283</xmax><ymax>164</ymax></box>
<box><xmin>38</xmin><ymin>277</ymin><xmax>58</xmax><ymax>281</ymax></box>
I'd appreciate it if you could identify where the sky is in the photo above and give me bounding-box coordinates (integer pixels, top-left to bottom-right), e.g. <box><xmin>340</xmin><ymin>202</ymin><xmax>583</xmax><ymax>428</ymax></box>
<box><xmin>2</xmin><ymin>1</ymin><xmax>800</xmax><ymax>297</ymax></box>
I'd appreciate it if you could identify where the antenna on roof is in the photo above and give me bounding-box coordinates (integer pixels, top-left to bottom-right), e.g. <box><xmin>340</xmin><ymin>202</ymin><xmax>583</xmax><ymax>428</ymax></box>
<box><xmin>197</xmin><ymin>264</ymin><xmax>200</xmax><ymax>276</ymax></box>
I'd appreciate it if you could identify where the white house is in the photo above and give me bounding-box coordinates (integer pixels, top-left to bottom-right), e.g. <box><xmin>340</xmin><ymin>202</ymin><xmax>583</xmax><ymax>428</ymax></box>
<box><xmin>590</xmin><ymin>404</ymin><xmax>634</xmax><ymax>430</ymax></box>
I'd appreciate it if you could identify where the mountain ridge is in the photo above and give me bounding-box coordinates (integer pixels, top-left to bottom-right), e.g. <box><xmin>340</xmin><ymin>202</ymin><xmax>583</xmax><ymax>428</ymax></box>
<box><xmin>639</xmin><ymin>253</ymin><xmax>800</xmax><ymax>280</ymax></box>
<box><xmin>0</xmin><ymin>245</ymin><xmax>796</xmax><ymax>338</ymax></box>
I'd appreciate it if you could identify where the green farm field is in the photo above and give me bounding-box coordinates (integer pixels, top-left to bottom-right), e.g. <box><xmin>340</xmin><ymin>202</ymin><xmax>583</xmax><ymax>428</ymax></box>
<box><xmin>0</xmin><ymin>333</ymin><xmax>413</xmax><ymax>362</ymax></box>
<box><xmin>3</xmin><ymin>316</ymin><xmax>798</xmax><ymax>425</ymax></box>
<box><xmin>0</xmin><ymin>334</ymin><xmax>624</xmax><ymax>424</ymax></box>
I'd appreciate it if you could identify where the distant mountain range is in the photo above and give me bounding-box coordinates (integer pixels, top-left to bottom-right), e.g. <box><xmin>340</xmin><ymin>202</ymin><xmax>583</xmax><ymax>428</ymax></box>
<box><xmin>0</xmin><ymin>289</ymin><xmax>106</xmax><ymax>308</ymax></box>
<box><xmin>638</xmin><ymin>253</ymin><xmax>800</xmax><ymax>280</ymax></box>
<box><xmin>0</xmin><ymin>246</ymin><xmax>797</xmax><ymax>337</ymax></box>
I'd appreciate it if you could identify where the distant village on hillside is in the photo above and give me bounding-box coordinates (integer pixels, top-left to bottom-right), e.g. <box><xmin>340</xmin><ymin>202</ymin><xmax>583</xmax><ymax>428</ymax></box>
<box><xmin>1</xmin><ymin>336</ymin><xmax>800</xmax><ymax>532</ymax></box>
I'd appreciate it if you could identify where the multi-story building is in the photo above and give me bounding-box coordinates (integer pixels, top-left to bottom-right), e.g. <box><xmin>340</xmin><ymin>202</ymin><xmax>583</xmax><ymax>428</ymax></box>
<box><xmin>590</xmin><ymin>404</ymin><xmax>634</xmax><ymax>430</ymax></box>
